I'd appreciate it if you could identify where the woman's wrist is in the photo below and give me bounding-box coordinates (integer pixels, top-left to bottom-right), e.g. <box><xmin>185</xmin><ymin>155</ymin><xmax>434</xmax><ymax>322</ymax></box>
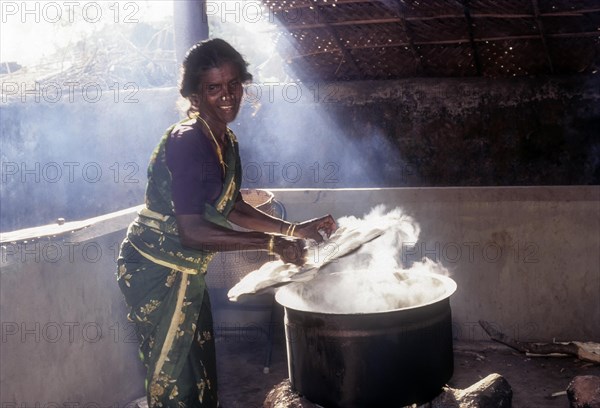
<box><xmin>277</xmin><ymin>220</ymin><xmax>297</xmax><ymax>237</ymax></box>
<box><xmin>286</xmin><ymin>222</ymin><xmax>297</xmax><ymax>237</ymax></box>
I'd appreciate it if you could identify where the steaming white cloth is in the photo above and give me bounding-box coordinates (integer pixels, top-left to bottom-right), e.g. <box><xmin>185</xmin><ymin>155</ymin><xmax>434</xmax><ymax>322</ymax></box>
<box><xmin>227</xmin><ymin>206</ymin><xmax>417</xmax><ymax>301</ymax></box>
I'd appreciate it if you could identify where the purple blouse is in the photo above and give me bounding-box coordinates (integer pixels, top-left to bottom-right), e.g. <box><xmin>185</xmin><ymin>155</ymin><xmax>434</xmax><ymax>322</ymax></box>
<box><xmin>165</xmin><ymin>122</ymin><xmax>224</xmax><ymax>215</ymax></box>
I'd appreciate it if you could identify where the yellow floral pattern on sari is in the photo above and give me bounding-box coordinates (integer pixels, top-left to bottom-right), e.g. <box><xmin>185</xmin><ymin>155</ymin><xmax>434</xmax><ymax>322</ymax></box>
<box><xmin>117</xmin><ymin>120</ymin><xmax>242</xmax><ymax>407</ymax></box>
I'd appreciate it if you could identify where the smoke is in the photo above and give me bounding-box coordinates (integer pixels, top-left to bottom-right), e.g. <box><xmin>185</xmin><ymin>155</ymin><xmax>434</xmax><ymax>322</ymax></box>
<box><xmin>322</xmin><ymin>205</ymin><xmax>420</xmax><ymax>274</ymax></box>
<box><xmin>212</xmin><ymin>10</ymin><xmax>412</xmax><ymax>189</ymax></box>
<box><xmin>278</xmin><ymin>206</ymin><xmax>455</xmax><ymax>314</ymax></box>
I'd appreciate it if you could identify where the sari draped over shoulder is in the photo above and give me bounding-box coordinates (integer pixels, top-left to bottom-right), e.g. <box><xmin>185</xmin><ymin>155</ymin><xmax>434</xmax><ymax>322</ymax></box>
<box><xmin>117</xmin><ymin>118</ymin><xmax>241</xmax><ymax>407</ymax></box>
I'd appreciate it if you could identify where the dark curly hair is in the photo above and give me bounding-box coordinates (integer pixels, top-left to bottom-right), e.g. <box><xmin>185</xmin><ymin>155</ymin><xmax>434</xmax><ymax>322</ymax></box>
<box><xmin>179</xmin><ymin>38</ymin><xmax>252</xmax><ymax>109</ymax></box>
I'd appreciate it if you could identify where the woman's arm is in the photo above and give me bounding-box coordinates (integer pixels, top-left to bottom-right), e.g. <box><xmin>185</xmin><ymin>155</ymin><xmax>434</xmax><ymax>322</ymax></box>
<box><xmin>177</xmin><ymin>213</ymin><xmax>267</xmax><ymax>251</ymax></box>
<box><xmin>228</xmin><ymin>197</ymin><xmax>286</xmax><ymax>234</ymax></box>
<box><xmin>228</xmin><ymin>197</ymin><xmax>337</xmax><ymax>243</ymax></box>
<box><xmin>176</xmin><ymin>213</ymin><xmax>306</xmax><ymax>265</ymax></box>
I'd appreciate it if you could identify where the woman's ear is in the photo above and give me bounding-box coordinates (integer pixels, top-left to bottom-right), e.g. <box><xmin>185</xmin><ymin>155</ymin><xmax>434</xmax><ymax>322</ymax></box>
<box><xmin>190</xmin><ymin>93</ymin><xmax>200</xmax><ymax>109</ymax></box>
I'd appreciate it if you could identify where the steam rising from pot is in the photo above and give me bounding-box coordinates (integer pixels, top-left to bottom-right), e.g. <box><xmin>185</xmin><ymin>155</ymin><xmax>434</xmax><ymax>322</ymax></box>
<box><xmin>278</xmin><ymin>205</ymin><xmax>454</xmax><ymax>314</ymax></box>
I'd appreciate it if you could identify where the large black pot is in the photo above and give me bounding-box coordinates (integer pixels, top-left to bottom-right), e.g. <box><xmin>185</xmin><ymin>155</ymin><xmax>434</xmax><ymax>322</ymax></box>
<box><xmin>275</xmin><ymin>271</ymin><xmax>457</xmax><ymax>408</ymax></box>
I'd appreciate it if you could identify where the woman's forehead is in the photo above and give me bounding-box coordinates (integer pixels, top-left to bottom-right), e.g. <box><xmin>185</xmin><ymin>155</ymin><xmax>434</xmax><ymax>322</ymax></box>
<box><xmin>201</xmin><ymin>62</ymin><xmax>240</xmax><ymax>83</ymax></box>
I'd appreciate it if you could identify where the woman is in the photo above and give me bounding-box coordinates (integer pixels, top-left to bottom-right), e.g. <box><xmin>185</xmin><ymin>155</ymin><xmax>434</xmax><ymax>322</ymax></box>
<box><xmin>117</xmin><ymin>38</ymin><xmax>336</xmax><ymax>407</ymax></box>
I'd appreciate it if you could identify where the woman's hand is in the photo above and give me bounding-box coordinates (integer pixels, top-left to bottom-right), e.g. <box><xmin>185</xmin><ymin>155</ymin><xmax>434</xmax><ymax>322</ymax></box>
<box><xmin>272</xmin><ymin>235</ymin><xmax>307</xmax><ymax>266</ymax></box>
<box><xmin>294</xmin><ymin>215</ymin><xmax>337</xmax><ymax>243</ymax></box>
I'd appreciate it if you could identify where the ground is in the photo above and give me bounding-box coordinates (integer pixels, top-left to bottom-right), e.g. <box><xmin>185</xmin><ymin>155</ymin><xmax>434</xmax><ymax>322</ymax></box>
<box><xmin>215</xmin><ymin>330</ymin><xmax>600</xmax><ymax>408</ymax></box>
<box><xmin>131</xmin><ymin>302</ymin><xmax>599</xmax><ymax>408</ymax></box>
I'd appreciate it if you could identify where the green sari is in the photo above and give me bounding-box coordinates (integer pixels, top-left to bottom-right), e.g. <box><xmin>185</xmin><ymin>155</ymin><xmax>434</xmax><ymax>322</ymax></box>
<box><xmin>117</xmin><ymin>118</ymin><xmax>241</xmax><ymax>407</ymax></box>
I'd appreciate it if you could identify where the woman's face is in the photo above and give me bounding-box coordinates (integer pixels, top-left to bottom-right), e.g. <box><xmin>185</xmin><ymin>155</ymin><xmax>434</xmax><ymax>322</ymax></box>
<box><xmin>194</xmin><ymin>61</ymin><xmax>244</xmax><ymax>127</ymax></box>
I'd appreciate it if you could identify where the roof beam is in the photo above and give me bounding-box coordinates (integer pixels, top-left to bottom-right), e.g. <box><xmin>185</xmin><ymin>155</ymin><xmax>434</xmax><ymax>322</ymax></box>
<box><xmin>266</xmin><ymin>0</ymin><xmax>600</xmax><ymax>16</ymax></box>
<box><xmin>532</xmin><ymin>0</ymin><xmax>555</xmax><ymax>74</ymax></box>
<box><xmin>318</xmin><ymin>8</ymin><xmax>362</xmax><ymax>78</ymax></box>
<box><xmin>276</xmin><ymin>10</ymin><xmax>600</xmax><ymax>31</ymax></box>
<box><xmin>288</xmin><ymin>31</ymin><xmax>600</xmax><ymax>60</ymax></box>
<box><xmin>394</xmin><ymin>0</ymin><xmax>425</xmax><ymax>76</ymax></box>
<box><xmin>459</xmin><ymin>0</ymin><xmax>482</xmax><ymax>76</ymax></box>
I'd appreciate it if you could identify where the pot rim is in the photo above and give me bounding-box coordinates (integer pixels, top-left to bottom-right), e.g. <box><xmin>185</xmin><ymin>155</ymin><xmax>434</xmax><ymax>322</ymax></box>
<box><xmin>275</xmin><ymin>270</ymin><xmax>457</xmax><ymax>316</ymax></box>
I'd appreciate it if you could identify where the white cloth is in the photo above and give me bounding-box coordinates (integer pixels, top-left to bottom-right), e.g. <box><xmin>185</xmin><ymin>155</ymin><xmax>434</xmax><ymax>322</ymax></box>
<box><xmin>228</xmin><ymin>206</ymin><xmax>419</xmax><ymax>301</ymax></box>
<box><xmin>227</xmin><ymin>223</ymin><xmax>385</xmax><ymax>301</ymax></box>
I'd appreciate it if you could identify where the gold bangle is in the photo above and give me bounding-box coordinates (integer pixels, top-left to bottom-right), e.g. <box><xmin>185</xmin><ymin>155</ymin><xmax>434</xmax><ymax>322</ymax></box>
<box><xmin>286</xmin><ymin>222</ymin><xmax>297</xmax><ymax>236</ymax></box>
<box><xmin>267</xmin><ymin>235</ymin><xmax>275</xmax><ymax>255</ymax></box>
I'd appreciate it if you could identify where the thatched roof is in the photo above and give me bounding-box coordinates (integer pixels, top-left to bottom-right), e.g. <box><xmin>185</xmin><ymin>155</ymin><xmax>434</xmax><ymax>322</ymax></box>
<box><xmin>263</xmin><ymin>0</ymin><xmax>600</xmax><ymax>80</ymax></box>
